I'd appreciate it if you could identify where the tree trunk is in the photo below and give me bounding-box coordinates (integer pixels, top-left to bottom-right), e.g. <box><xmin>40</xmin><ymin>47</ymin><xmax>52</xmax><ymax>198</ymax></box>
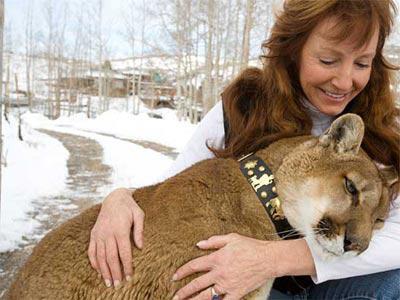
<box><xmin>4</xmin><ymin>54</ymin><xmax>9</xmax><ymax>122</ymax></box>
<box><xmin>202</xmin><ymin>0</ymin><xmax>215</xmax><ymax>115</ymax></box>
<box><xmin>222</xmin><ymin>0</ymin><xmax>233</xmax><ymax>81</ymax></box>
<box><xmin>97</xmin><ymin>0</ymin><xmax>103</xmax><ymax>113</ymax></box>
<box><xmin>87</xmin><ymin>95</ymin><xmax>91</xmax><ymax>118</ymax></box>
<box><xmin>192</xmin><ymin>0</ymin><xmax>201</xmax><ymax>124</ymax></box>
<box><xmin>240</xmin><ymin>0</ymin><xmax>255</xmax><ymax>70</ymax></box>
<box><xmin>125</xmin><ymin>77</ymin><xmax>129</xmax><ymax>112</ymax></box>
<box><xmin>231</xmin><ymin>0</ymin><xmax>241</xmax><ymax>77</ymax></box>
<box><xmin>214</xmin><ymin>2</ymin><xmax>222</xmax><ymax>106</ymax></box>
<box><xmin>25</xmin><ymin>0</ymin><xmax>34</xmax><ymax>112</ymax></box>
<box><xmin>0</xmin><ymin>0</ymin><xmax>4</xmax><ymax>221</ymax></box>
<box><xmin>55</xmin><ymin>56</ymin><xmax>62</xmax><ymax>118</ymax></box>
<box><xmin>175</xmin><ymin>0</ymin><xmax>183</xmax><ymax>121</ymax></box>
<box><xmin>45</xmin><ymin>0</ymin><xmax>54</xmax><ymax>118</ymax></box>
<box><xmin>14</xmin><ymin>74</ymin><xmax>23</xmax><ymax>141</ymax></box>
<box><xmin>136</xmin><ymin>0</ymin><xmax>146</xmax><ymax>115</ymax></box>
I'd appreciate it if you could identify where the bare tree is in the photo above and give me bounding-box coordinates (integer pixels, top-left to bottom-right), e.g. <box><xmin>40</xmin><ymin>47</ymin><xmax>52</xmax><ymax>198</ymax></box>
<box><xmin>154</xmin><ymin>0</ymin><xmax>188</xmax><ymax>120</ymax></box>
<box><xmin>136</xmin><ymin>0</ymin><xmax>147</xmax><ymax>115</ymax></box>
<box><xmin>3</xmin><ymin>22</ymin><xmax>12</xmax><ymax>123</ymax></box>
<box><xmin>99</xmin><ymin>0</ymin><xmax>105</xmax><ymax>112</ymax></box>
<box><xmin>174</xmin><ymin>0</ymin><xmax>184</xmax><ymax>120</ymax></box>
<box><xmin>183</xmin><ymin>0</ymin><xmax>195</xmax><ymax>122</ymax></box>
<box><xmin>221</xmin><ymin>0</ymin><xmax>233</xmax><ymax>80</ymax></box>
<box><xmin>14</xmin><ymin>74</ymin><xmax>23</xmax><ymax>141</ymax></box>
<box><xmin>54</xmin><ymin>2</ymin><xmax>68</xmax><ymax>118</ymax></box>
<box><xmin>212</xmin><ymin>1</ymin><xmax>224</xmax><ymax>106</ymax></box>
<box><xmin>123</xmin><ymin>0</ymin><xmax>138</xmax><ymax>113</ymax></box>
<box><xmin>0</xmin><ymin>0</ymin><xmax>4</xmax><ymax>223</ymax></box>
<box><xmin>4</xmin><ymin>52</ymin><xmax>9</xmax><ymax>122</ymax></box>
<box><xmin>240</xmin><ymin>0</ymin><xmax>255</xmax><ymax>70</ymax></box>
<box><xmin>24</xmin><ymin>0</ymin><xmax>35</xmax><ymax>111</ymax></box>
<box><xmin>230</xmin><ymin>0</ymin><xmax>242</xmax><ymax>78</ymax></box>
<box><xmin>68</xmin><ymin>4</ymin><xmax>85</xmax><ymax>116</ymax></box>
<box><xmin>44</xmin><ymin>0</ymin><xmax>55</xmax><ymax>118</ymax></box>
<box><xmin>93</xmin><ymin>0</ymin><xmax>105</xmax><ymax>113</ymax></box>
<box><xmin>81</xmin><ymin>2</ymin><xmax>96</xmax><ymax>118</ymax></box>
<box><xmin>202</xmin><ymin>0</ymin><xmax>215</xmax><ymax>114</ymax></box>
<box><xmin>145</xmin><ymin>0</ymin><xmax>248</xmax><ymax>119</ymax></box>
<box><xmin>192</xmin><ymin>0</ymin><xmax>202</xmax><ymax>124</ymax></box>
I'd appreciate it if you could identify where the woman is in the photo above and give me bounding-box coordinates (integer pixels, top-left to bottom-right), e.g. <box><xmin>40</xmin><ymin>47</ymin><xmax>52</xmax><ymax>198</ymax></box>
<box><xmin>88</xmin><ymin>0</ymin><xmax>400</xmax><ymax>299</ymax></box>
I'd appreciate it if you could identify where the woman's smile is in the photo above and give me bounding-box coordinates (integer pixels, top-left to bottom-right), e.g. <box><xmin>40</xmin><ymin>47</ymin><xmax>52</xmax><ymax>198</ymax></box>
<box><xmin>318</xmin><ymin>87</ymin><xmax>352</xmax><ymax>103</ymax></box>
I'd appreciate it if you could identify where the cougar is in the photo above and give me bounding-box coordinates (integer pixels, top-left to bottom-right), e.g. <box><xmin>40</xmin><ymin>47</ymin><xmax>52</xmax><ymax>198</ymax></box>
<box><xmin>6</xmin><ymin>114</ymin><xmax>398</xmax><ymax>299</ymax></box>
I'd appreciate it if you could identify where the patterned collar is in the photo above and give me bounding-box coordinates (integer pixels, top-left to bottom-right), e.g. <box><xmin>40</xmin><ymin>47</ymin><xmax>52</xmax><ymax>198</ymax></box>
<box><xmin>238</xmin><ymin>153</ymin><xmax>301</xmax><ymax>239</ymax></box>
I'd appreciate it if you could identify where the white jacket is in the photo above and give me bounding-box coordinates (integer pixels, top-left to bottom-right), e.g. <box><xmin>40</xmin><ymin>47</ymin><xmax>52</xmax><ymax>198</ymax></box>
<box><xmin>161</xmin><ymin>101</ymin><xmax>400</xmax><ymax>284</ymax></box>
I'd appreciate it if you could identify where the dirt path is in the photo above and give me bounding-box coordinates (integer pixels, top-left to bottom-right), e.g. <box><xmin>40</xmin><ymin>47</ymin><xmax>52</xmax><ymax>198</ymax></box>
<box><xmin>0</xmin><ymin>130</ymin><xmax>114</xmax><ymax>297</ymax></box>
<box><xmin>0</xmin><ymin>128</ymin><xmax>178</xmax><ymax>297</ymax></box>
<box><xmin>56</xmin><ymin>125</ymin><xmax>180</xmax><ymax>159</ymax></box>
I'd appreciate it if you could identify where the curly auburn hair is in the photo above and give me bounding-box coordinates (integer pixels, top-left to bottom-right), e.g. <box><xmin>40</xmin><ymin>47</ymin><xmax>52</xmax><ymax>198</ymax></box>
<box><xmin>212</xmin><ymin>0</ymin><xmax>399</xmax><ymax>198</ymax></box>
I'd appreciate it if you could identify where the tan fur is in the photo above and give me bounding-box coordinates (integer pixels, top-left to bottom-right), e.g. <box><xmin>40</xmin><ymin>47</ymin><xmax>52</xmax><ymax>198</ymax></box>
<box><xmin>6</xmin><ymin>114</ymin><xmax>397</xmax><ymax>299</ymax></box>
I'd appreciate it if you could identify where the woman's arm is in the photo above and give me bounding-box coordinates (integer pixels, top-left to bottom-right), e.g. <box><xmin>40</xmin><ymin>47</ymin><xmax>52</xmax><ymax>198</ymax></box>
<box><xmin>277</xmin><ymin>239</ymin><xmax>317</xmax><ymax>277</ymax></box>
<box><xmin>88</xmin><ymin>101</ymin><xmax>226</xmax><ymax>287</ymax></box>
<box><xmin>158</xmin><ymin>101</ymin><xmax>225</xmax><ymax>181</ymax></box>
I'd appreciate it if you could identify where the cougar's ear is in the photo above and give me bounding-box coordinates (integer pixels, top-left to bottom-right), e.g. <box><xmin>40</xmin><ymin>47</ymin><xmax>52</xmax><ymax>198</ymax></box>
<box><xmin>373</xmin><ymin>182</ymin><xmax>391</xmax><ymax>230</ymax></box>
<box><xmin>379</xmin><ymin>165</ymin><xmax>399</xmax><ymax>187</ymax></box>
<box><xmin>373</xmin><ymin>166</ymin><xmax>398</xmax><ymax>230</ymax></box>
<box><xmin>319</xmin><ymin>113</ymin><xmax>365</xmax><ymax>154</ymax></box>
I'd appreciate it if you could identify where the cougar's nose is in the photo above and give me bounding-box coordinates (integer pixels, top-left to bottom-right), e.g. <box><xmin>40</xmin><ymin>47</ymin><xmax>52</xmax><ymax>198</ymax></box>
<box><xmin>344</xmin><ymin>237</ymin><xmax>354</xmax><ymax>252</ymax></box>
<box><xmin>343</xmin><ymin>235</ymin><xmax>368</xmax><ymax>253</ymax></box>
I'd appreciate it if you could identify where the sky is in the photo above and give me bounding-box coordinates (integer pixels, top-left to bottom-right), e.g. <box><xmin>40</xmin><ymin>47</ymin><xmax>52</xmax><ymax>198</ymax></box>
<box><xmin>4</xmin><ymin>0</ymin><xmax>138</xmax><ymax>58</ymax></box>
<box><xmin>4</xmin><ymin>0</ymin><xmax>400</xmax><ymax>59</ymax></box>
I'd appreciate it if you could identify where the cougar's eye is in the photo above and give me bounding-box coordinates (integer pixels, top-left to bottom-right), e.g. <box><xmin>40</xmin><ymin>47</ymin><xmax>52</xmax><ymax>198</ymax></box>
<box><xmin>344</xmin><ymin>177</ymin><xmax>359</xmax><ymax>206</ymax></box>
<box><xmin>344</xmin><ymin>177</ymin><xmax>358</xmax><ymax>195</ymax></box>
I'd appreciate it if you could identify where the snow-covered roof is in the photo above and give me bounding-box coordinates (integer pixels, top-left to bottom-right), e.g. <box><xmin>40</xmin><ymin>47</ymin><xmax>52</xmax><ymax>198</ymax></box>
<box><xmin>111</xmin><ymin>55</ymin><xmax>206</xmax><ymax>74</ymax></box>
<box><xmin>83</xmin><ymin>70</ymin><xmax>127</xmax><ymax>80</ymax></box>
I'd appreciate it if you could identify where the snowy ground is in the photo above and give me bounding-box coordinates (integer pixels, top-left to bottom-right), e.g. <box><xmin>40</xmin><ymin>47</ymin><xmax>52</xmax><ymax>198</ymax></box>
<box><xmin>0</xmin><ymin>107</ymin><xmax>196</xmax><ymax>253</ymax></box>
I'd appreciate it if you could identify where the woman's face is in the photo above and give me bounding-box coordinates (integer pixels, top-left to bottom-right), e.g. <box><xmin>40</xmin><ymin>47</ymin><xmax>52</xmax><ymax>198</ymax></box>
<box><xmin>299</xmin><ymin>17</ymin><xmax>379</xmax><ymax>116</ymax></box>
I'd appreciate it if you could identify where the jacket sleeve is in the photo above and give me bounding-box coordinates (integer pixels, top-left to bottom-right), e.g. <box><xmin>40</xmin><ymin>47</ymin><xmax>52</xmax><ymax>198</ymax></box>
<box><xmin>157</xmin><ymin>101</ymin><xmax>225</xmax><ymax>182</ymax></box>
<box><xmin>308</xmin><ymin>195</ymin><xmax>400</xmax><ymax>283</ymax></box>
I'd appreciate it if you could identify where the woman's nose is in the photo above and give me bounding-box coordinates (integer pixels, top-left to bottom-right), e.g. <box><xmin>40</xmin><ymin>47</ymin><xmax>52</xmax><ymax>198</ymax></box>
<box><xmin>331</xmin><ymin>65</ymin><xmax>353</xmax><ymax>92</ymax></box>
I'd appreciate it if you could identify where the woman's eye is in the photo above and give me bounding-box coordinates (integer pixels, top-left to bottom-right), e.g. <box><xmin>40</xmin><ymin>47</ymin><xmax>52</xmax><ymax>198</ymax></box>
<box><xmin>355</xmin><ymin>62</ymin><xmax>370</xmax><ymax>69</ymax></box>
<box><xmin>320</xmin><ymin>59</ymin><xmax>335</xmax><ymax>65</ymax></box>
<box><xmin>344</xmin><ymin>177</ymin><xmax>358</xmax><ymax>195</ymax></box>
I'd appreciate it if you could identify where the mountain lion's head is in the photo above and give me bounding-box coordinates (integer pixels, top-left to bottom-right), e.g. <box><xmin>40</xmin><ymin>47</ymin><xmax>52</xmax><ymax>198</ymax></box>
<box><xmin>275</xmin><ymin>114</ymin><xmax>398</xmax><ymax>259</ymax></box>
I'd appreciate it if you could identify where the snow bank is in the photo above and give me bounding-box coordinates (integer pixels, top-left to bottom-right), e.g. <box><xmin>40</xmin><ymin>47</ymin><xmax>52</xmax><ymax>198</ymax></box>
<box><xmin>42</xmin><ymin>108</ymin><xmax>197</xmax><ymax>151</ymax></box>
<box><xmin>0</xmin><ymin>108</ymin><xmax>197</xmax><ymax>252</ymax></box>
<box><xmin>0</xmin><ymin>115</ymin><xmax>69</xmax><ymax>252</ymax></box>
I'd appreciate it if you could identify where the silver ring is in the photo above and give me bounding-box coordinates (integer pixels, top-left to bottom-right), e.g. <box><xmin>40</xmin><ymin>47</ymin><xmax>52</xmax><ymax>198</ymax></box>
<box><xmin>211</xmin><ymin>287</ymin><xmax>221</xmax><ymax>300</ymax></box>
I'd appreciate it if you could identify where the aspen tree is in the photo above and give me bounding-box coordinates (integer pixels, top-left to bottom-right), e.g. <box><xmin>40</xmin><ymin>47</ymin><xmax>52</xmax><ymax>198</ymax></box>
<box><xmin>0</xmin><ymin>0</ymin><xmax>4</xmax><ymax>222</ymax></box>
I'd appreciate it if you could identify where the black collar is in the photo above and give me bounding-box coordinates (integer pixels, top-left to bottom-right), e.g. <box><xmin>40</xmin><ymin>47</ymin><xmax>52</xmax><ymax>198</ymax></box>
<box><xmin>239</xmin><ymin>153</ymin><xmax>300</xmax><ymax>240</ymax></box>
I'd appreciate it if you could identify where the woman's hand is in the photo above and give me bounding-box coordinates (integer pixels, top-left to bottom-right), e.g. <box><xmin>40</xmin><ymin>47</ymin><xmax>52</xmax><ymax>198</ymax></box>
<box><xmin>88</xmin><ymin>188</ymin><xmax>145</xmax><ymax>288</ymax></box>
<box><xmin>172</xmin><ymin>233</ymin><xmax>280</xmax><ymax>300</ymax></box>
<box><xmin>172</xmin><ymin>235</ymin><xmax>316</xmax><ymax>300</ymax></box>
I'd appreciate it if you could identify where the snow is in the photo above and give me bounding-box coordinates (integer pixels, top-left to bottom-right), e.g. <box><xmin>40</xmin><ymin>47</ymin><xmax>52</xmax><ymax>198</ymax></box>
<box><xmin>0</xmin><ymin>115</ymin><xmax>69</xmax><ymax>251</ymax></box>
<box><xmin>26</xmin><ymin>106</ymin><xmax>196</xmax><ymax>151</ymax></box>
<box><xmin>0</xmin><ymin>108</ymin><xmax>197</xmax><ymax>252</ymax></box>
